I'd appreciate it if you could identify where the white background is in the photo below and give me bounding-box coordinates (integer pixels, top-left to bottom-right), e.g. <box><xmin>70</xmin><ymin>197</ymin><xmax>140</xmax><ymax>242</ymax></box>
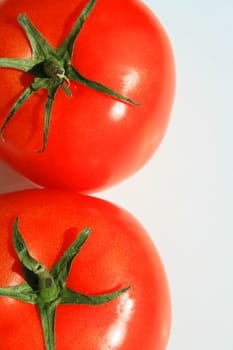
<box><xmin>0</xmin><ymin>1</ymin><xmax>233</xmax><ymax>349</ymax></box>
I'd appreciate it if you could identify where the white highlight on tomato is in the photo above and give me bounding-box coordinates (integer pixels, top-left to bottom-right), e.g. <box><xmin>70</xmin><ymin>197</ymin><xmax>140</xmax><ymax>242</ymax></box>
<box><xmin>110</xmin><ymin>68</ymin><xmax>140</xmax><ymax>121</ymax></box>
<box><xmin>104</xmin><ymin>291</ymin><xmax>135</xmax><ymax>348</ymax></box>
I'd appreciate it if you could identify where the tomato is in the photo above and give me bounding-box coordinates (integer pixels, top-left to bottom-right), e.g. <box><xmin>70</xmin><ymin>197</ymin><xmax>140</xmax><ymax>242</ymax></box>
<box><xmin>0</xmin><ymin>0</ymin><xmax>175</xmax><ymax>193</ymax></box>
<box><xmin>0</xmin><ymin>189</ymin><xmax>171</xmax><ymax>349</ymax></box>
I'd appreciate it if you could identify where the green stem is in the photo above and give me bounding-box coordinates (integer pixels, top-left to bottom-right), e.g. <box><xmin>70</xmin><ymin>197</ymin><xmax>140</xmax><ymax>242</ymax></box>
<box><xmin>38</xmin><ymin>301</ymin><xmax>57</xmax><ymax>350</ymax></box>
<box><xmin>0</xmin><ymin>0</ymin><xmax>139</xmax><ymax>151</ymax></box>
<box><xmin>0</xmin><ymin>283</ymin><xmax>37</xmax><ymax>303</ymax></box>
<box><xmin>38</xmin><ymin>270</ymin><xmax>59</xmax><ymax>303</ymax></box>
<box><xmin>0</xmin><ymin>217</ymin><xmax>130</xmax><ymax>349</ymax></box>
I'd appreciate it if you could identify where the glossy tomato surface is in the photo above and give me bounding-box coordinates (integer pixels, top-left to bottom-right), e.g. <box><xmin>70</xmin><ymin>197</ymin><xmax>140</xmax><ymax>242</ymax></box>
<box><xmin>0</xmin><ymin>0</ymin><xmax>175</xmax><ymax>193</ymax></box>
<box><xmin>0</xmin><ymin>189</ymin><xmax>171</xmax><ymax>349</ymax></box>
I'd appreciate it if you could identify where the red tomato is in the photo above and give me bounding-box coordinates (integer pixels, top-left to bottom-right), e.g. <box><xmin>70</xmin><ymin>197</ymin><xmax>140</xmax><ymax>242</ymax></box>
<box><xmin>0</xmin><ymin>189</ymin><xmax>171</xmax><ymax>350</ymax></box>
<box><xmin>0</xmin><ymin>0</ymin><xmax>175</xmax><ymax>193</ymax></box>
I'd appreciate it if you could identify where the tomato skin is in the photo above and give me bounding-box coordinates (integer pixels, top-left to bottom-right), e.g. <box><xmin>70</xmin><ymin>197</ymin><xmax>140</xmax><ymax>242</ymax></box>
<box><xmin>0</xmin><ymin>189</ymin><xmax>171</xmax><ymax>349</ymax></box>
<box><xmin>0</xmin><ymin>0</ymin><xmax>175</xmax><ymax>193</ymax></box>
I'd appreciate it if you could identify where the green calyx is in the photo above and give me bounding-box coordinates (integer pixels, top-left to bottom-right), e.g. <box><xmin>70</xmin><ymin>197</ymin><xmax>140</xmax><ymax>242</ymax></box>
<box><xmin>0</xmin><ymin>0</ymin><xmax>139</xmax><ymax>152</ymax></box>
<box><xmin>0</xmin><ymin>217</ymin><xmax>130</xmax><ymax>350</ymax></box>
